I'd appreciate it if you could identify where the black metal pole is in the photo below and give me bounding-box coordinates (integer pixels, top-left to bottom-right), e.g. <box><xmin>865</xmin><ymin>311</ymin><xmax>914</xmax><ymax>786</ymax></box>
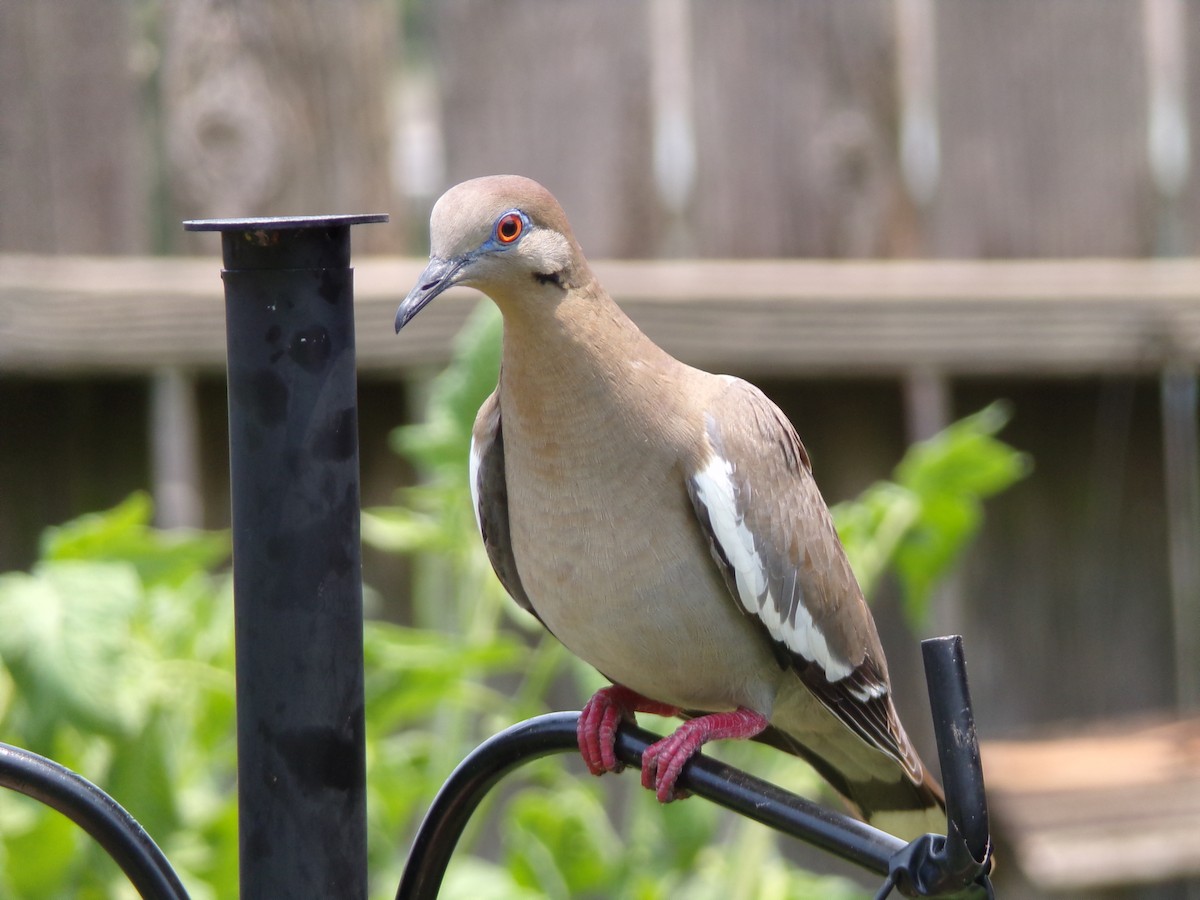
<box><xmin>921</xmin><ymin>636</ymin><xmax>992</xmax><ymax>866</ymax></box>
<box><xmin>883</xmin><ymin>636</ymin><xmax>993</xmax><ymax>899</ymax></box>
<box><xmin>184</xmin><ymin>213</ymin><xmax>386</xmax><ymax>899</ymax></box>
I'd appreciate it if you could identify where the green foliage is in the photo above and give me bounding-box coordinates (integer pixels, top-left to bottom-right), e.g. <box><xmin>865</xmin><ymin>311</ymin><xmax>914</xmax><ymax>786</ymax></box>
<box><xmin>0</xmin><ymin>490</ymin><xmax>546</xmax><ymax>900</ymax></box>
<box><xmin>363</xmin><ymin>303</ymin><xmax>513</xmax><ymax>635</ymax></box>
<box><xmin>831</xmin><ymin>402</ymin><xmax>1031</xmax><ymax>625</ymax></box>
<box><xmin>0</xmin><ymin>493</ymin><xmax>237</xmax><ymax>900</ymax></box>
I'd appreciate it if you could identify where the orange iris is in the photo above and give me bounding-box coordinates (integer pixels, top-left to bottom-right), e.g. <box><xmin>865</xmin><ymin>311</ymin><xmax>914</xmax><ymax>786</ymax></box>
<box><xmin>496</xmin><ymin>213</ymin><xmax>523</xmax><ymax>244</ymax></box>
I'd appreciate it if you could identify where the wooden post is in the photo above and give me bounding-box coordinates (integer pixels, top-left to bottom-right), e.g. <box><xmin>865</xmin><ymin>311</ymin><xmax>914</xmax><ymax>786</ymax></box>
<box><xmin>150</xmin><ymin>368</ymin><xmax>203</xmax><ymax>530</ymax></box>
<box><xmin>1161</xmin><ymin>363</ymin><xmax>1200</xmax><ymax>712</ymax></box>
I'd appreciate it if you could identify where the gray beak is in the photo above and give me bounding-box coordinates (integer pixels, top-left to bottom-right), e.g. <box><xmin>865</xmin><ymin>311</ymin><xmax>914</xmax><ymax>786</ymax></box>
<box><xmin>395</xmin><ymin>255</ymin><xmax>468</xmax><ymax>332</ymax></box>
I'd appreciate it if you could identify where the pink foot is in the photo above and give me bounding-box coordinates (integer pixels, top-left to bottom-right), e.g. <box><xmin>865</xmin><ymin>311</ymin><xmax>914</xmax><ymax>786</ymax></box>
<box><xmin>642</xmin><ymin>708</ymin><xmax>770</xmax><ymax>802</ymax></box>
<box><xmin>578</xmin><ymin>685</ymin><xmax>680</xmax><ymax>776</ymax></box>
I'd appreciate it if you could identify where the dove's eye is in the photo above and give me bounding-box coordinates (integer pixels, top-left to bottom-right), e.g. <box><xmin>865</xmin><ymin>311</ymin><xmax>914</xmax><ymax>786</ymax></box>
<box><xmin>495</xmin><ymin>212</ymin><xmax>524</xmax><ymax>244</ymax></box>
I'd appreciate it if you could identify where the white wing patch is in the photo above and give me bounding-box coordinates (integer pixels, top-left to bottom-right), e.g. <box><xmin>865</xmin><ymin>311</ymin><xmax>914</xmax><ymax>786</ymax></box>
<box><xmin>468</xmin><ymin>434</ymin><xmax>484</xmax><ymax>539</ymax></box>
<box><xmin>848</xmin><ymin>680</ymin><xmax>888</xmax><ymax>702</ymax></box>
<box><xmin>692</xmin><ymin>453</ymin><xmax>853</xmax><ymax>684</ymax></box>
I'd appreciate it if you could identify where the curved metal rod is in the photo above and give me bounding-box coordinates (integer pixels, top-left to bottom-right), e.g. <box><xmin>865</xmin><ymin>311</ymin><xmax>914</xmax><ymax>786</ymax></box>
<box><xmin>395</xmin><ymin>711</ymin><xmax>905</xmax><ymax>900</ymax></box>
<box><xmin>398</xmin><ymin>634</ymin><xmax>995</xmax><ymax>900</ymax></box>
<box><xmin>0</xmin><ymin>742</ymin><xmax>190</xmax><ymax>900</ymax></box>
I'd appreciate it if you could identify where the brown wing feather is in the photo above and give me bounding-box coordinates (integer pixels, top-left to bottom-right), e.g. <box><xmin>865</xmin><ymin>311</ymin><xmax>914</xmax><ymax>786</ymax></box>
<box><xmin>472</xmin><ymin>391</ymin><xmax>540</xmax><ymax>622</ymax></box>
<box><xmin>686</xmin><ymin>377</ymin><xmax>923</xmax><ymax>781</ymax></box>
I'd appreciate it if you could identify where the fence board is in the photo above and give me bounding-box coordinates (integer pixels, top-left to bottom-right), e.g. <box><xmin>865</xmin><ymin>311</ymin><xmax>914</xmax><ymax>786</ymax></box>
<box><xmin>433</xmin><ymin>0</ymin><xmax>658</xmax><ymax>259</ymax></box>
<box><xmin>691</xmin><ymin>0</ymin><xmax>903</xmax><ymax>258</ymax></box>
<box><xmin>985</xmin><ymin>717</ymin><xmax>1200</xmax><ymax>890</ymax></box>
<box><xmin>932</xmin><ymin>1</ymin><xmax>1151</xmax><ymax>257</ymax></box>
<box><xmin>161</xmin><ymin>0</ymin><xmax>401</xmax><ymax>252</ymax></box>
<box><xmin>0</xmin><ymin>3</ymin><xmax>147</xmax><ymax>253</ymax></box>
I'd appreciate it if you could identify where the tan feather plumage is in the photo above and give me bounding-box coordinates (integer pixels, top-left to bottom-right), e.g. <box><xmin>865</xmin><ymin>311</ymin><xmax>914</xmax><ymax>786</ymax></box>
<box><xmin>400</xmin><ymin>175</ymin><xmax>945</xmax><ymax>838</ymax></box>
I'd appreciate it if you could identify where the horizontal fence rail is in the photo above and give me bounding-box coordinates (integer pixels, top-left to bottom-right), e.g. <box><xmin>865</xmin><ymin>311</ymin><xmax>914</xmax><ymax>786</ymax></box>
<box><xmin>4</xmin><ymin>255</ymin><xmax>1200</xmax><ymax>376</ymax></box>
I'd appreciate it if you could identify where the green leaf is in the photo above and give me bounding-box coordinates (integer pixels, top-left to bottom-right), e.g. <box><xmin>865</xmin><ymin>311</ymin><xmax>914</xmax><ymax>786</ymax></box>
<box><xmin>103</xmin><ymin>710</ymin><xmax>181</xmax><ymax>838</ymax></box>
<box><xmin>361</xmin><ymin>506</ymin><xmax>448</xmax><ymax>553</ymax></box>
<box><xmin>830</xmin><ymin>481</ymin><xmax>920</xmax><ymax>600</ymax></box>
<box><xmin>896</xmin><ymin>402</ymin><xmax>1031</xmax><ymax>499</ymax></box>
<box><xmin>0</xmin><ymin>562</ymin><xmax>146</xmax><ymax>742</ymax></box>
<box><xmin>2</xmin><ymin>794</ymin><xmax>82</xmax><ymax>897</ymax></box>
<box><xmin>504</xmin><ymin>785</ymin><xmax>624</xmax><ymax>897</ymax></box>
<box><xmin>41</xmin><ymin>492</ymin><xmax>230</xmax><ymax>589</ymax></box>
<box><xmin>833</xmin><ymin>401</ymin><xmax>1030</xmax><ymax>626</ymax></box>
<box><xmin>440</xmin><ymin>857</ymin><xmax>544</xmax><ymax>900</ymax></box>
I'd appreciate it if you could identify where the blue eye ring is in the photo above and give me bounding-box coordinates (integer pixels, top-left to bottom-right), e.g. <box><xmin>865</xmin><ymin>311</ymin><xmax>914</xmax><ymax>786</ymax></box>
<box><xmin>494</xmin><ymin>210</ymin><xmax>525</xmax><ymax>245</ymax></box>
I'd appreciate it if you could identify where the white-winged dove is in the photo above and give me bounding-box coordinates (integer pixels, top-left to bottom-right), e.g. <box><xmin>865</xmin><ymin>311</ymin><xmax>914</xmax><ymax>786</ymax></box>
<box><xmin>395</xmin><ymin>175</ymin><xmax>946</xmax><ymax>839</ymax></box>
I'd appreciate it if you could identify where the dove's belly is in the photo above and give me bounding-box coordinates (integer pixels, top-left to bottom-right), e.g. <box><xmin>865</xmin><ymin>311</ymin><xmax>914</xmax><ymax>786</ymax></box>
<box><xmin>505</xmin><ymin>444</ymin><xmax>781</xmax><ymax>715</ymax></box>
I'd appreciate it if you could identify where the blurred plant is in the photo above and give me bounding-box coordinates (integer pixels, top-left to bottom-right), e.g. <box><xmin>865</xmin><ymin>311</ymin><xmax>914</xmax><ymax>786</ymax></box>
<box><xmin>832</xmin><ymin>401</ymin><xmax>1032</xmax><ymax>626</ymax></box>
<box><xmin>0</xmin><ymin>492</ymin><xmax>544</xmax><ymax>900</ymax></box>
<box><xmin>0</xmin><ymin>493</ymin><xmax>237</xmax><ymax>900</ymax></box>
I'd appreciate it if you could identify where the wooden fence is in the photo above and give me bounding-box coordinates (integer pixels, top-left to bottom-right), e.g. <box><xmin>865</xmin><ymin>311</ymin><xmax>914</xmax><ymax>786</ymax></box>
<box><xmin>4</xmin><ymin>1</ymin><xmax>1200</xmax><ymax>259</ymax></box>
<box><xmin>4</xmin><ymin>2</ymin><xmax>1200</xmax><ymax>894</ymax></box>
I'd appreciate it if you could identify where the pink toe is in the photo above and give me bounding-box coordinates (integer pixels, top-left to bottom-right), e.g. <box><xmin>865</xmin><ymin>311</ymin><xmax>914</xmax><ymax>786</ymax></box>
<box><xmin>579</xmin><ymin>685</ymin><xmax>638</xmax><ymax>776</ymax></box>
<box><xmin>640</xmin><ymin>708</ymin><xmax>769</xmax><ymax>802</ymax></box>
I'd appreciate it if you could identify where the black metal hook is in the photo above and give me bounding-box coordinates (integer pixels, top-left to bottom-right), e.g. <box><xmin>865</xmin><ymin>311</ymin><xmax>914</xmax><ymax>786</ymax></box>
<box><xmin>0</xmin><ymin>743</ymin><xmax>190</xmax><ymax>900</ymax></box>
<box><xmin>0</xmin><ymin>634</ymin><xmax>992</xmax><ymax>900</ymax></box>
<box><xmin>878</xmin><ymin>637</ymin><xmax>994</xmax><ymax>899</ymax></box>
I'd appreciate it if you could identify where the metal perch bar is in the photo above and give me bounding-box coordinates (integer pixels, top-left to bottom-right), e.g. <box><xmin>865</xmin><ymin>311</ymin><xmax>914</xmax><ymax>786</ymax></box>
<box><xmin>395</xmin><ymin>712</ymin><xmax>901</xmax><ymax>900</ymax></box>
<box><xmin>0</xmin><ymin>742</ymin><xmax>190</xmax><ymax>900</ymax></box>
<box><xmin>397</xmin><ymin>636</ymin><xmax>993</xmax><ymax>900</ymax></box>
